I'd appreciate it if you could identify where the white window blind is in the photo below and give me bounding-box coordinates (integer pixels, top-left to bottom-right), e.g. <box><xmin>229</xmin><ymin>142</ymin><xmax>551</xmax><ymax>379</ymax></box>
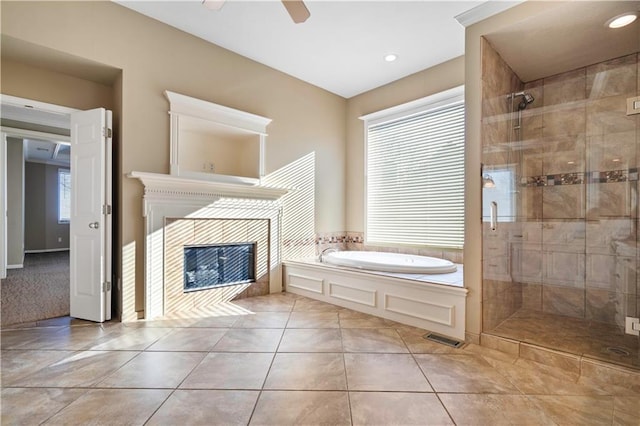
<box><xmin>364</xmin><ymin>88</ymin><xmax>465</xmax><ymax>249</ymax></box>
<box><xmin>58</xmin><ymin>168</ymin><xmax>71</xmax><ymax>223</ymax></box>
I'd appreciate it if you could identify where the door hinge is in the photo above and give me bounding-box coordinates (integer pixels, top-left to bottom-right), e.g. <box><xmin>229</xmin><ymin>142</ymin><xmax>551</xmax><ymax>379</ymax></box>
<box><xmin>102</xmin><ymin>281</ymin><xmax>112</xmax><ymax>292</ymax></box>
<box><xmin>102</xmin><ymin>204</ymin><xmax>112</xmax><ymax>215</ymax></box>
<box><xmin>103</xmin><ymin>127</ymin><xmax>112</xmax><ymax>138</ymax></box>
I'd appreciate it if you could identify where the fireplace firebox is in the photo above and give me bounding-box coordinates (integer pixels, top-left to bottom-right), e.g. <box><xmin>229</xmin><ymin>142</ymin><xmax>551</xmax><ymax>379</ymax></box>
<box><xmin>183</xmin><ymin>243</ymin><xmax>256</xmax><ymax>292</ymax></box>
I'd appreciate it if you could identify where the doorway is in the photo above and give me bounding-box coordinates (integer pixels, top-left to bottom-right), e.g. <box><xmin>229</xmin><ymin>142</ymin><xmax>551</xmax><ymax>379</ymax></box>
<box><xmin>1</xmin><ymin>131</ymin><xmax>72</xmax><ymax>325</ymax></box>
<box><xmin>1</xmin><ymin>95</ymin><xmax>113</xmax><ymax>325</ymax></box>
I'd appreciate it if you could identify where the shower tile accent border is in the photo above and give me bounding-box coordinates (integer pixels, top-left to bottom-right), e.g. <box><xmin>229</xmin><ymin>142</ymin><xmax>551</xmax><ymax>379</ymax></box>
<box><xmin>520</xmin><ymin>168</ymin><xmax>638</xmax><ymax>187</ymax></box>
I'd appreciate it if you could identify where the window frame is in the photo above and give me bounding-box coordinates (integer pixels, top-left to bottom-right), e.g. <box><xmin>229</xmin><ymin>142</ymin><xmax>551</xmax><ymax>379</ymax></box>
<box><xmin>360</xmin><ymin>85</ymin><xmax>465</xmax><ymax>249</ymax></box>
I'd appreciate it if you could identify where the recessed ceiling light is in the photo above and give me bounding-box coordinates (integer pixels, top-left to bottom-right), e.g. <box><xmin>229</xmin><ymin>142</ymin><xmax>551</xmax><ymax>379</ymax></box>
<box><xmin>606</xmin><ymin>12</ymin><xmax>637</xmax><ymax>29</ymax></box>
<box><xmin>384</xmin><ymin>53</ymin><xmax>398</xmax><ymax>62</ymax></box>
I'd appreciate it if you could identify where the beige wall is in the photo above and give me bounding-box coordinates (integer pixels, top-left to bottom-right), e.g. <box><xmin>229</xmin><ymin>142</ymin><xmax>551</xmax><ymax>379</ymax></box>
<box><xmin>1</xmin><ymin>1</ymin><xmax>347</xmax><ymax>320</ymax></box>
<box><xmin>24</xmin><ymin>162</ymin><xmax>71</xmax><ymax>251</ymax></box>
<box><xmin>0</xmin><ymin>59</ymin><xmax>115</xmax><ymax>112</ymax></box>
<box><xmin>345</xmin><ymin>56</ymin><xmax>465</xmax><ymax>232</ymax></box>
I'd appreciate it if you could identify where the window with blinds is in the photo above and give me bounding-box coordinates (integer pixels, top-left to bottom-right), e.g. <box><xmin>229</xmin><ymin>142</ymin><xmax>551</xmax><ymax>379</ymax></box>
<box><xmin>363</xmin><ymin>86</ymin><xmax>465</xmax><ymax>249</ymax></box>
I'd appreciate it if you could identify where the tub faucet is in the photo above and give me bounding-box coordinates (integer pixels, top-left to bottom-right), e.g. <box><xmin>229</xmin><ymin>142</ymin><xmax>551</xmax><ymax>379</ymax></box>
<box><xmin>319</xmin><ymin>247</ymin><xmax>338</xmax><ymax>262</ymax></box>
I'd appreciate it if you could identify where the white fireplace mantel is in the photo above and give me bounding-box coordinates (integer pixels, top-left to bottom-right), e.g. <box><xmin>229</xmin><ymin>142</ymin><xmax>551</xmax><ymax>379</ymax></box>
<box><xmin>128</xmin><ymin>171</ymin><xmax>289</xmax><ymax>213</ymax></box>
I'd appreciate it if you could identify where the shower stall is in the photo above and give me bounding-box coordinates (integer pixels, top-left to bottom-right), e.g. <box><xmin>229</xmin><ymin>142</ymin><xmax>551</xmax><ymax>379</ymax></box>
<box><xmin>480</xmin><ymin>33</ymin><xmax>639</xmax><ymax>369</ymax></box>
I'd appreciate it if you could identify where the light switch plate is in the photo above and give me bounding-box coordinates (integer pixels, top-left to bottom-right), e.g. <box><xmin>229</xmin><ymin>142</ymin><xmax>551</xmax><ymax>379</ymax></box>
<box><xmin>626</xmin><ymin>96</ymin><xmax>640</xmax><ymax>115</ymax></box>
<box><xmin>625</xmin><ymin>316</ymin><xmax>639</xmax><ymax>336</ymax></box>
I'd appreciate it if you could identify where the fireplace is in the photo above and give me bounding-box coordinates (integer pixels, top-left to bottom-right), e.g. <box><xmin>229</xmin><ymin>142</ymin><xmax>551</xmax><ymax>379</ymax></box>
<box><xmin>184</xmin><ymin>243</ymin><xmax>256</xmax><ymax>292</ymax></box>
<box><xmin>129</xmin><ymin>171</ymin><xmax>288</xmax><ymax>319</ymax></box>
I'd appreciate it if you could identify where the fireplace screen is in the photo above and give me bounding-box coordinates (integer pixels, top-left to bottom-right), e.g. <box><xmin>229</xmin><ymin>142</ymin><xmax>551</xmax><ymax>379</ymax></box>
<box><xmin>183</xmin><ymin>243</ymin><xmax>256</xmax><ymax>292</ymax></box>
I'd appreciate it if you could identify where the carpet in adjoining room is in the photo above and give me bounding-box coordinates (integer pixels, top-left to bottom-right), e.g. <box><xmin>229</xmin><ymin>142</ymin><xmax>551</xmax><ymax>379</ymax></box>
<box><xmin>1</xmin><ymin>251</ymin><xmax>70</xmax><ymax>326</ymax></box>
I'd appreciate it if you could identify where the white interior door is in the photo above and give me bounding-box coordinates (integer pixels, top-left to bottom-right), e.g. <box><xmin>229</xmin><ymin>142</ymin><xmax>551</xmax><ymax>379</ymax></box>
<box><xmin>70</xmin><ymin>108</ymin><xmax>112</xmax><ymax>322</ymax></box>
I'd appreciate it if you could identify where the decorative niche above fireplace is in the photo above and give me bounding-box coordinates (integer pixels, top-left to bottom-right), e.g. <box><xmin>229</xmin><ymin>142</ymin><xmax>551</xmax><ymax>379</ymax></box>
<box><xmin>165</xmin><ymin>90</ymin><xmax>272</xmax><ymax>186</ymax></box>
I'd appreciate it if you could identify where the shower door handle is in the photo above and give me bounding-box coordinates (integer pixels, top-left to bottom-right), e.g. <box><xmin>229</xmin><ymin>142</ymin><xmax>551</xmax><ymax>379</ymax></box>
<box><xmin>490</xmin><ymin>202</ymin><xmax>498</xmax><ymax>231</ymax></box>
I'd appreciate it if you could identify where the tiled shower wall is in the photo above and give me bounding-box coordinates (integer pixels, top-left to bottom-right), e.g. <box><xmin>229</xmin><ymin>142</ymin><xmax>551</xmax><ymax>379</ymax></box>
<box><xmin>482</xmin><ymin>36</ymin><xmax>639</xmax><ymax>331</ymax></box>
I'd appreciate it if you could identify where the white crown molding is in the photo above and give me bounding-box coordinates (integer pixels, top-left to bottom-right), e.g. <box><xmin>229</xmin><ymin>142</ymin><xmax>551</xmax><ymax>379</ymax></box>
<box><xmin>454</xmin><ymin>1</ymin><xmax>525</xmax><ymax>28</ymax></box>
<box><xmin>164</xmin><ymin>91</ymin><xmax>271</xmax><ymax>135</ymax></box>
<box><xmin>128</xmin><ymin>171</ymin><xmax>289</xmax><ymax>204</ymax></box>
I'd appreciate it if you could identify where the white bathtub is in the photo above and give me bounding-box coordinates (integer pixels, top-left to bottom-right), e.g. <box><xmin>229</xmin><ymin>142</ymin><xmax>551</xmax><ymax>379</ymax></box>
<box><xmin>322</xmin><ymin>251</ymin><xmax>457</xmax><ymax>274</ymax></box>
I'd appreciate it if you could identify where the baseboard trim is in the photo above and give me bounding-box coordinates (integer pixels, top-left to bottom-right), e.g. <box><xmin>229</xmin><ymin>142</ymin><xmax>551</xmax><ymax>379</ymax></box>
<box><xmin>24</xmin><ymin>248</ymin><xmax>70</xmax><ymax>254</ymax></box>
<box><xmin>6</xmin><ymin>264</ymin><xmax>24</xmax><ymax>269</ymax></box>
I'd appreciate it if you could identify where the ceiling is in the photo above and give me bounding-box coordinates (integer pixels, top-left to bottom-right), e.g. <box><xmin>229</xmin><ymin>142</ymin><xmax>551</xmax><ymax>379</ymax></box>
<box><xmin>115</xmin><ymin>1</ymin><xmax>517</xmax><ymax>98</ymax></box>
<box><xmin>23</xmin><ymin>139</ymin><xmax>71</xmax><ymax>166</ymax></box>
<box><xmin>486</xmin><ymin>1</ymin><xmax>640</xmax><ymax>83</ymax></box>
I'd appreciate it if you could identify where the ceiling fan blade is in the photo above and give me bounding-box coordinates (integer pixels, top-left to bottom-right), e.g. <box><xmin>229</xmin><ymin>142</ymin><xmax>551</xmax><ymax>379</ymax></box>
<box><xmin>282</xmin><ymin>0</ymin><xmax>310</xmax><ymax>24</ymax></box>
<box><xmin>202</xmin><ymin>0</ymin><xmax>225</xmax><ymax>11</ymax></box>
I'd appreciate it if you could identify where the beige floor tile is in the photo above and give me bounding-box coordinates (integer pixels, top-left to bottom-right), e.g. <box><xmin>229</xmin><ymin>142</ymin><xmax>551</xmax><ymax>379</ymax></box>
<box><xmin>0</xmin><ymin>327</ymin><xmax>64</xmax><ymax>349</ymax></box>
<box><xmin>146</xmin><ymin>328</ymin><xmax>227</xmax><ymax>351</ymax></box>
<box><xmin>147</xmin><ymin>390</ymin><xmax>259</xmax><ymax>426</ymax></box>
<box><xmin>264</xmin><ymin>353</ymin><xmax>346</xmax><ymax>390</ymax></box>
<box><xmin>97</xmin><ymin>351</ymin><xmax>206</xmax><ymax>388</ymax></box>
<box><xmin>287</xmin><ymin>311</ymin><xmax>339</xmax><ymax>328</ymax></box>
<box><xmin>344</xmin><ymin>353</ymin><xmax>432</xmax><ymax>391</ymax></box>
<box><xmin>249</xmin><ymin>391</ymin><xmax>350</xmax><ymax>426</ymax></box>
<box><xmin>126</xmin><ymin>317</ymin><xmax>201</xmax><ymax>328</ymax></box>
<box><xmin>88</xmin><ymin>327</ymin><xmax>172</xmax><ymax>351</ymax></box>
<box><xmin>44</xmin><ymin>388</ymin><xmax>171</xmax><ymax>425</ymax></box>
<box><xmin>528</xmin><ymin>395</ymin><xmax>614</xmax><ymax>425</ymax></box>
<box><xmin>492</xmin><ymin>358</ymin><xmax>609</xmax><ymax>396</ymax></box>
<box><xmin>232</xmin><ymin>295</ymin><xmax>296</xmax><ymax>312</ymax></box>
<box><xmin>1</xmin><ymin>350</ymin><xmax>76</xmax><ymax>385</ymax></box>
<box><xmin>278</xmin><ymin>328</ymin><xmax>343</xmax><ymax>352</ymax></box>
<box><xmin>349</xmin><ymin>392</ymin><xmax>453</xmax><ymax>426</ymax></box>
<box><xmin>10</xmin><ymin>350</ymin><xmax>139</xmax><ymax>388</ymax></box>
<box><xmin>189</xmin><ymin>315</ymin><xmax>241</xmax><ymax>328</ymax></box>
<box><xmin>439</xmin><ymin>394</ymin><xmax>555</xmax><ymax>425</ymax></box>
<box><xmin>180</xmin><ymin>352</ymin><xmax>273</xmax><ymax>389</ymax></box>
<box><xmin>613</xmin><ymin>396</ymin><xmax>640</xmax><ymax>425</ymax></box>
<box><xmin>341</xmin><ymin>328</ymin><xmax>408</xmax><ymax>353</ymax></box>
<box><xmin>232</xmin><ymin>312</ymin><xmax>290</xmax><ymax>328</ymax></box>
<box><xmin>292</xmin><ymin>298</ymin><xmax>344</xmax><ymax>312</ymax></box>
<box><xmin>1</xmin><ymin>388</ymin><xmax>86</xmax><ymax>425</ymax></box>
<box><xmin>339</xmin><ymin>316</ymin><xmax>399</xmax><ymax>328</ymax></box>
<box><xmin>414</xmin><ymin>354</ymin><xmax>519</xmax><ymax>393</ymax></box>
<box><xmin>16</xmin><ymin>325</ymin><xmax>117</xmax><ymax>351</ymax></box>
<box><xmin>213</xmin><ymin>328</ymin><xmax>283</xmax><ymax>352</ymax></box>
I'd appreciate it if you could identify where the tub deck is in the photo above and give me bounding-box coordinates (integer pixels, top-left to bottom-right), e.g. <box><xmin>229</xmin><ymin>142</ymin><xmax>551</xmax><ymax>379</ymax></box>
<box><xmin>283</xmin><ymin>258</ymin><xmax>468</xmax><ymax>340</ymax></box>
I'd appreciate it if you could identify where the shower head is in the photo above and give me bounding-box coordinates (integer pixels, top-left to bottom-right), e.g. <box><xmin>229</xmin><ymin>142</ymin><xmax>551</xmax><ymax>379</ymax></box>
<box><xmin>515</xmin><ymin>92</ymin><xmax>535</xmax><ymax>110</ymax></box>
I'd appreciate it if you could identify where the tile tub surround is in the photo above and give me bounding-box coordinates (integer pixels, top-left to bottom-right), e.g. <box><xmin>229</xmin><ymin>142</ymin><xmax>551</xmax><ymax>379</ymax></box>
<box><xmin>2</xmin><ymin>293</ymin><xmax>640</xmax><ymax>425</ymax></box>
<box><xmin>315</xmin><ymin>231</ymin><xmax>464</xmax><ymax>264</ymax></box>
